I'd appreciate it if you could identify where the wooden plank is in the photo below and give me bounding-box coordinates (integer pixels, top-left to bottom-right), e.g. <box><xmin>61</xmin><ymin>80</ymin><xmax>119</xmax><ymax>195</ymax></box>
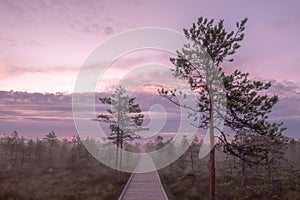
<box><xmin>119</xmin><ymin>154</ymin><xmax>168</xmax><ymax>200</ymax></box>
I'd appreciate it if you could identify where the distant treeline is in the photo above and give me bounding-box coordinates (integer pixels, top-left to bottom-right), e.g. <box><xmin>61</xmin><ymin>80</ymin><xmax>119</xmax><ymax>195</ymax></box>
<box><xmin>0</xmin><ymin>130</ymin><xmax>131</xmax><ymax>200</ymax></box>
<box><xmin>0</xmin><ymin>130</ymin><xmax>299</xmax><ymax>199</ymax></box>
<box><xmin>155</xmin><ymin>135</ymin><xmax>300</xmax><ymax>199</ymax></box>
<box><xmin>0</xmin><ymin>131</ymin><xmax>92</xmax><ymax>170</ymax></box>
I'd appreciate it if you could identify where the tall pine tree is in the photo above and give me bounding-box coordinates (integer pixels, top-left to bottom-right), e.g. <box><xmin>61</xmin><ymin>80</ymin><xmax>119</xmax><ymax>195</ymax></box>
<box><xmin>159</xmin><ymin>17</ymin><xmax>285</xmax><ymax>199</ymax></box>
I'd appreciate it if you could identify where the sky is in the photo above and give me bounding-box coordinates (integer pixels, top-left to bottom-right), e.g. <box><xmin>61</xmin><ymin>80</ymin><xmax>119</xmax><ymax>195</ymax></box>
<box><xmin>0</xmin><ymin>0</ymin><xmax>299</xmax><ymax>139</ymax></box>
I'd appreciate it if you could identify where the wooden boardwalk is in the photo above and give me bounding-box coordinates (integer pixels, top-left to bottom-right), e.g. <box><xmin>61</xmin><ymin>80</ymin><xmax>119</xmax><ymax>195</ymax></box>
<box><xmin>119</xmin><ymin>154</ymin><xmax>168</xmax><ymax>200</ymax></box>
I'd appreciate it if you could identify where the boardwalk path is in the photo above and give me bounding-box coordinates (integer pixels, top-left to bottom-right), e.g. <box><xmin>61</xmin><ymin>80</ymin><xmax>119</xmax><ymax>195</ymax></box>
<box><xmin>119</xmin><ymin>154</ymin><xmax>169</xmax><ymax>200</ymax></box>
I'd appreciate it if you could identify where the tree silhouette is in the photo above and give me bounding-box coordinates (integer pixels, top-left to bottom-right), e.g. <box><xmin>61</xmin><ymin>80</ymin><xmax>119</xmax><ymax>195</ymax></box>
<box><xmin>159</xmin><ymin>17</ymin><xmax>247</xmax><ymax>199</ymax></box>
<box><xmin>155</xmin><ymin>135</ymin><xmax>164</xmax><ymax>150</ymax></box>
<box><xmin>43</xmin><ymin>131</ymin><xmax>58</xmax><ymax>168</ymax></box>
<box><xmin>95</xmin><ymin>86</ymin><xmax>145</xmax><ymax>171</ymax></box>
<box><xmin>159</xmin><ymin>17</ymin><xmax>285</xmax><ymax>199</ymax></box>
<box><xmin>0</xmin><ymin>130</ymin><xmax>297</xmax><ymax>199</ymax></box>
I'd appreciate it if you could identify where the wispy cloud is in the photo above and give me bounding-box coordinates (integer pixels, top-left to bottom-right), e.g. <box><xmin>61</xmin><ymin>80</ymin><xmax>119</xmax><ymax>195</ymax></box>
<box><xmin>1</xmin><ymin>81</ymin><xmax>300</xmax><ymax>139</ymax></box>
<box><xmin>6</xmin><ymin>65</ymin><xmax>79</xmax><ymax>76</ymax></box>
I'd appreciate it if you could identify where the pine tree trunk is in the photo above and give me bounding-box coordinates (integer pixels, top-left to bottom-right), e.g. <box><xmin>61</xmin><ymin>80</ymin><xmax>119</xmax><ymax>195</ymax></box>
<box><xmin>209</xmin><ymin>103</ymin><xmax>215</xmax><ymax>200</ymax></box>
<box><xmin>210</xmin><ymin>147</ymin><xmax>215</xmax><ymax>200</ymax></box>
<box><xmin>10</xmin><ymin>143</ymin><xmax>14</xmax><ymax>165</ymax></box>
<box><xmin>49</xmin><ymin>144</ymin><xmax>53</xmax><ymax>168</ymax></box>
<box><xmin>169</xmin><ymin>148</ymin><xmax>173</xmax><ymax>173</ymax></box>
<box><xmin>21</xmin><ymin>150</ymin><xmax>25</xmax><ymax>168</ymax></box>
<box><xmin>116</xmin><ymin>143</ymin><xmax>119</xmax><ymax>171</ymax></box>
<box><xmin>190</xmin><ymin>146</ymin><xmax>194</xmax><ymax>172</ymax></box>
<box><xmin>37</xmin><ymin>148</ymin><xmax>41</xmax><ymax>166</ymax></box>
<box><xmin>120</xmin><ymin>141</ymin><xmax>123</xmax><ymax>172</ymax></box>
<box><xmin>241</xmin><ymin>159</ymin><xmax>246</xmax><ymax>187</ymax></box>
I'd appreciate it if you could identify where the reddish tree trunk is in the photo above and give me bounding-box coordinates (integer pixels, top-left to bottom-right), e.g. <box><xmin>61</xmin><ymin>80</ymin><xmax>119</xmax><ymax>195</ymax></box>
<box><xmin>210</xmin><ymin>146</ymin><xmax>216</xmax><ymax>200</ymax></box>
<box><xmin>209</xmin><ymin>101</ymin><xmax>215</xmax><ymax>200</ymax></box>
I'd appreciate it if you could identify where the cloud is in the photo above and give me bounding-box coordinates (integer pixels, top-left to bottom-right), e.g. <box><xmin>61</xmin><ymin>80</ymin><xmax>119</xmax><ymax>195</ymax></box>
<box><xmin>0</xmin><ymin>90</ymin><xmax>73</xmax><ymax>138</ymax></box>
<box><xmin>6</xmin><ymin>65</ymin><xmax>79</xmax><ymax>76</ymax></box>
<box><xmin>0</xmin><ymin>90</ymin><xmax>183</xmax><ymax>138</ymax></box>
<box><xmin>265</xmin><ymin>80</ymin><xmax>300</xmax><ymax>138</ymax></box>
<box><xmin>104</xmin><ymin>26</ymin><xmax>114</xmax><ymax>35</ymax></box>
<box><xmin>1</xmin><ymin>80</ymin><xmax>300</xmax><ymax>140</ymax></box>
<box><xmin>268</xmin><ymin>80</ymin><xmax>300</xmax><ymax>97</ymax></box>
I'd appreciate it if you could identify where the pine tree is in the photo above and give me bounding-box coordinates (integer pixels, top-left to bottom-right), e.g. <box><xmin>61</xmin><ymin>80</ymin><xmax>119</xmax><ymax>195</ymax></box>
<box><xmin>95</xmin><ymin>86</ymin><xmax>145</xmax><ymax>171</ymax></box>
<box><xmin>159</xmin><ymin>17</ymin><xmax>285</xmax><ymax>199</ymax></box>
<box><xmin>155</xmin><ymin>135</ymin><xmax>164</xmax><ymax>149</ymax></box>
<box><xmin>159</xmin><ymin>17</ymin><xmax>247</xmax><ymax>199</ymax></box>
<box><xmin>43</xmin><ymin>131</ymin><xmax>58</xmax><ymax>168</ymax></box>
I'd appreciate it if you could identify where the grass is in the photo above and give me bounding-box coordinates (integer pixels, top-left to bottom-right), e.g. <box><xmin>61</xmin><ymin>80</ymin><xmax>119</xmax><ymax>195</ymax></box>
<box><xmin>0</xmin><ymin>161</ymin><xmax>130</xmax><ymax>200</ymax></box>
<box><xmin>158</xmin><ymin>150</ymin><xmax>300</xmax><ymax>200</ymax></box>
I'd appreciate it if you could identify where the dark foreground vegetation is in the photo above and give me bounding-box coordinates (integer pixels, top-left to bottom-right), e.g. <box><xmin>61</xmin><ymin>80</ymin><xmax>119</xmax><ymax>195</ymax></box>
<box><xmin>0</xmin><ymin>130</ymin><xmax>299</xmax><ymax>200</ymax></box>
<box><xmin>156</xmin><ymin>137</ymin><xmax>300</xmax><ymax>200</ymax></box>
<box><xmin>0</xmin><ymin>131</ymin><xmax>130</xmax><ymax>200</ymax></box>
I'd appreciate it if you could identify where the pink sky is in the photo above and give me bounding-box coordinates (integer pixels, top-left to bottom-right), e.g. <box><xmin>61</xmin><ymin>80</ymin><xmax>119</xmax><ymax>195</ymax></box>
<box><xmin>0</xmin><ymin>0</ymin><xmax>300</xmax><ymax>92</ymax></box>
<box><xmin>0</xmin><ymin>0</ymin><xmax>299</xmax><ymax>139</ymax></box>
